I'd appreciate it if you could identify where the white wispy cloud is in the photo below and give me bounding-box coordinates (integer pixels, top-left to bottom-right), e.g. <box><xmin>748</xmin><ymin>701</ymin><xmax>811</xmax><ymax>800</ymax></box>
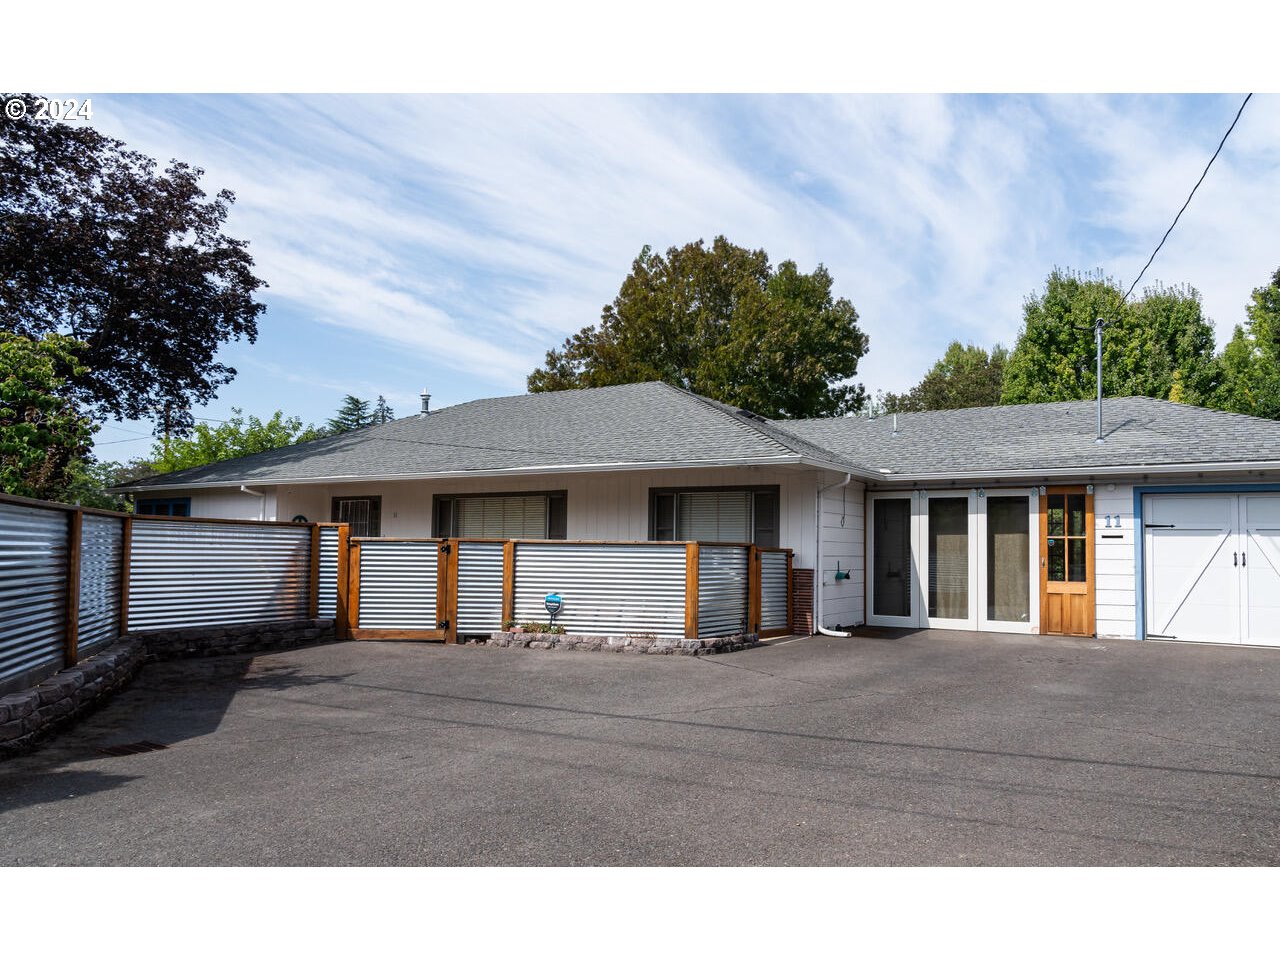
<box><xmin>82</xmin><ymin>91</ymin><xmax>1280</xmax><ymax>435</ymax></box>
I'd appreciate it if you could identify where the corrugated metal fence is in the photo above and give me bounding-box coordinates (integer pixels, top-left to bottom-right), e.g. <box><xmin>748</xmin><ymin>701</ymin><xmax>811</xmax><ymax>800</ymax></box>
<box><xmin>128</xmin><ymin>519</ymin><xmax>312</xmax><ymax>631</ymax></box>
<box><xmin>351</xmin><ymin>539</ymin><xmax>442</xmax><ymax>633</ymax></box>
<box><xmin>759</xmin><ymin>549</ymin><xmax>792</xmax><ymax>637</ymax></box>
<box><xmin>0</xmin><ymin>500</ymin><xmax>69</xmax><ymax>690</ymax></box>
<box><xmin>78</xmin><ymin>513</ymin><xmax>123</xmax><ymax>653</ymax></box>
<box><xmin>697</xmin><ymin>545</ymin><xmax>750</xmax><ymax>638</ymax></box>
<box><xmin>1</xmin><ymin>491</ymin><xmax>797</xmax><ymax>694</ymax></box>
<box><xmin>0</xmin><ymin>495</ymin><xmax>331</xmax><ymax>696</ymax></box>
<box><xmin>457</xmin><ymin>540</ymin><xmax>505</xmax><ymax>635</ymax></box>
<box><xmin>514</xmin><ymin>542</ymin><xmax>688</xmax><ymax>640</ymax></box>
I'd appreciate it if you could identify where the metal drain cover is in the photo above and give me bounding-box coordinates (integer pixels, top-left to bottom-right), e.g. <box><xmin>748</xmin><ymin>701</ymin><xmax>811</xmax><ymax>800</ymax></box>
<box><xmin>98</xmin><ymin>740</ymin><xmax>169</xmax><ymax>756</ymax></box>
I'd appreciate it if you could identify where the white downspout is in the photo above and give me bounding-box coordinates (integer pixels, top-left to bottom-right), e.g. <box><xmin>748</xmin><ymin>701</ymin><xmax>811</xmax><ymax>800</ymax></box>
<box><xmin>240</xmin><ymin>485</ymin><xmax>267</xmax><ymax>522</ymax></box>
<box><xmin>814</xmin><ymin>473</ymin><xmax>855</xmax><ymax>638</ymax></box>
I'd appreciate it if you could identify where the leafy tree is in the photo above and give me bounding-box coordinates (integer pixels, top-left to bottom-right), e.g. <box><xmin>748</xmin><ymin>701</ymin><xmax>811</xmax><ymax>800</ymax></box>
<box><xmin>62</xmin><ymin>457</ymin><xmax>149</xmax><ymax>510</ymax></box>
<box><xmin>373</xmin><ymin>395</ymin><xmax>395</xmax><ymax>423</ymax></box>
<box><xmin>1001</xmin><ymin>269</ymin><xmax>1220</xmax><ymax>406</ymax></box>
<box><xmin>0</xmin><ymin>92</ymin><xmax>266</xmax><ymax>432</ymax></box>
<box><xmin>327</xmin><ymin>395</ymin><xmax>373</xmax><ymax>434</ymax></box>
<box><xmin>528</xmin><ymin>237</ymin><xmax>869</xmax><ymax>418</ymax></box>
<box><xmin>1212</xmin><ymin>267</ymin><xmax>1280</xmax><ymax>419</ymax></box>
<box><xmin>149</xmin><ymin>408</ymin><xmax>324</xmax><ymax>473</ymax></box>
<box><xmin>0</xmin><ymin>332</ymin><xmax>96</xmax><ymax>499</ymax></box>
<box><xmin>880</xmin><ymin>341</ymin><xmax>1008</xmax><ymax>413</ymax></box>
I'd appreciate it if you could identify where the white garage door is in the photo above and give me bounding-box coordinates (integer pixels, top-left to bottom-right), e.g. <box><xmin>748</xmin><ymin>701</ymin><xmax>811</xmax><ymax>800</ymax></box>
<box><xmin>1144</xmin><ymin>493</ymin><xmax>1280</xmax><ymax>646</ymax></box>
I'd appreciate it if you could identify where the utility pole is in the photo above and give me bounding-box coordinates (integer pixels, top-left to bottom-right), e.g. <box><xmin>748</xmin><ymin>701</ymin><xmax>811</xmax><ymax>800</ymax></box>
<box><xmin>160</xmin><ymin>402</ymin><xmax>173</xmax><ymax>469</ymax></box>
<box><xmin>1095</xmin><ymin>317</ymin><xmax>1105</xmax><ymax>444</ymax></box>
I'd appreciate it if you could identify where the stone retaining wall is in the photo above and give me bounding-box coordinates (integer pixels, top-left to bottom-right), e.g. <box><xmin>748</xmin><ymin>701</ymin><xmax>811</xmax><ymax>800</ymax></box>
<box><xmin>138</xmin><ymin>618</ymin><xmax>336</xmax><ymax>662</ymax></box>
<box><xmin>0</xmin><ymin>618</ymin><xmax>336</xmax><ymax>759</ymax></box>
<box><xmin>0</xmin><ymin>638</ymin><xmax>145</xmax><ymax>758</ymax></box>
<box><xmin>480</xmin><ymin>631</ymin><xmax>760</xmax><ymax>655</ymax></box>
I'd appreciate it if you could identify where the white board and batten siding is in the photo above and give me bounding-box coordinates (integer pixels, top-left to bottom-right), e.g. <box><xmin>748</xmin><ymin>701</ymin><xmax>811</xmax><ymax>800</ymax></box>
<box><xmin>819</xmin><ymin>479</ymin><xmax>865</xmax><ymax>629</ymax></box>
<box><xmin>187</xmin><ymin>465</ymin><xmax>827</xmax><ymax>568</ymax></box>
<box><xmin>1094</xmin><ymin>482</ymin><xmax>1138</xmax><ymax>639</ymax></box>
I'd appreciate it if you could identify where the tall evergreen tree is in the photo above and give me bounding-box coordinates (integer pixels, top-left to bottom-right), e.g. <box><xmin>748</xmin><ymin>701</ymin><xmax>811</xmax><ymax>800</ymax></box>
<box><xmin>372</xmin><ymin>395</ymin><xmax>395</xmax><ymax>423</ymax></box>
<box><xmin>327</xmin><ymin>395</ymin><xmax>373</xmax><ymax>434</ymax></box>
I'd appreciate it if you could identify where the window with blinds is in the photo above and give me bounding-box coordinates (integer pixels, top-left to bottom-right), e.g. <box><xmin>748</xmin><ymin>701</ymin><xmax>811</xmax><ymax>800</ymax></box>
<box><xmin>435</xmin><ymin>492</ymin><xmax>567</xmax><ymax>539</ymax></box>
<box><xmin>676</xmin><ymin>490</ymin><xmax>752</xmax><ymax>542</ymax></box>
<box><xmin>650</xmin><ymin>487</ymin><xmax>779</xmax><ymax>545</ymax></box>
<box><xmin>455</xmin><ymin>495</ymin><xmax>548</xmax><ymax>539</ymax></box>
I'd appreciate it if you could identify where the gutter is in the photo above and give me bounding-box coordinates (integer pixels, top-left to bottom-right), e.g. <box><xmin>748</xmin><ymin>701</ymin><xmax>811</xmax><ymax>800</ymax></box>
<box><xmin>863</xmin><ymin>459</ymin><xmax>1280</xmax><ymax>485</ymax></box>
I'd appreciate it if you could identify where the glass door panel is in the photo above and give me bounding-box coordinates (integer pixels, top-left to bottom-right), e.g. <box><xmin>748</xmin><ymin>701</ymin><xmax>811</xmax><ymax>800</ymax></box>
<box><xmin>986</xmin><ymin>496</ymin><xmax>1030</xmax><ymax>623</ymax></box>
<box><xmin>927</xmin><ymin>498</ymin><xmax>969</xmax><ymax>620</ymax></box>
<box><xmin>872</xmin><ymin>497</ymin><xmax>913</xmax><ymax>621</ymax></box>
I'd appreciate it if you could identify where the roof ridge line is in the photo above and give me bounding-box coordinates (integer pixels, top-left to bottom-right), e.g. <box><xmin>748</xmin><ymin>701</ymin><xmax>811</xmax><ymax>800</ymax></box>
<box><xmin>654</xmin><ymin>382</ymin><xmax>866</xmax><ymax>471</ymax></box>
<box><xmin>653</xmin><ymin>382</ymin><xmax>804</xmax><ymax>456</ymax></box>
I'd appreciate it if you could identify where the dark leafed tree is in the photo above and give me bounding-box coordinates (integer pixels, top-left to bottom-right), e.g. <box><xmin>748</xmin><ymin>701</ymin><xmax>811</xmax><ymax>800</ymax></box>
<box><xmin>327</xmin><ymin>395</ymin><xmax>373</xmax><ymax>434</ymax></box>
<box><xmin>0</xmin><ymin>93</ymin><xmax>266</xmax><ymax>434</ymax></box>
<box><xmin>1213</xmin><ymin>267</ymin><xmax>1280</xmax><ymax>420</ymax></box>
<box><xmin>879</xmin><ymin>341</ymin><xmax>1009</xmax><ymax>413</ymax></box>
<box><xmin>372</xmin><ymin>395</ymin><xmax>395</xmax><ymax>423</ymax></box>
<box><xmin>527</xmin><ymin>237</ymin><xmax>870</xmax><ymax>419</ymax></box>
<box><xmin>1001</xmin><ymin>268</ymin><xmax>1220</xmax><ymax>407</ymax></box>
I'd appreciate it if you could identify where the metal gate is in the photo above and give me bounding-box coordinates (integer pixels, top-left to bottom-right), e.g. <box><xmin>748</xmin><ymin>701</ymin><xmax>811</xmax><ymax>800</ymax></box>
<box><xmin>348</xmin><ymin>538</ymin><xmax>451</xmax><ymax>640</ymax></box>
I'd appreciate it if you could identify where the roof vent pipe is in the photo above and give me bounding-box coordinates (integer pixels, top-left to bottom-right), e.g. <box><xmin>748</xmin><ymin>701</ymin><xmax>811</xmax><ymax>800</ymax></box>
<box><xmin>891</xmin><ymin>413</ymin><xmax>899</xmax><ymax>438</ymax></box>
<box><xmin>419</xmin><ymin>389</ymin><xmax>431</xmax><ymax>417</ymax></box>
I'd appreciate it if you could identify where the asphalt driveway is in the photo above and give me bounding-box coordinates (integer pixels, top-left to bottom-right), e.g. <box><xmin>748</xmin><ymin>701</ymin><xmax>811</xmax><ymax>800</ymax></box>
<box><xmin>2</xmin><ymin>631</ymin><xmax>1278</xmax><ymax>865</ymax></box>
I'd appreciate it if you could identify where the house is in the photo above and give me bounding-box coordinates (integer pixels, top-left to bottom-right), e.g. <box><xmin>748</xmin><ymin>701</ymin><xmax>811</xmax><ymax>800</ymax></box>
<box><xmin>119</xmin><ymin>382</ymin><xmax>1280</xmax><ymax>647</ymax></box>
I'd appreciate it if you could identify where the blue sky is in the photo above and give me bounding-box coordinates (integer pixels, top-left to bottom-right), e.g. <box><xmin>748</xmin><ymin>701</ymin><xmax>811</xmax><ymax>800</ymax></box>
<box><xmin>82</xmin><ymin>93</ymin><xmax>1280</xmax><ymax>460</ymax></box>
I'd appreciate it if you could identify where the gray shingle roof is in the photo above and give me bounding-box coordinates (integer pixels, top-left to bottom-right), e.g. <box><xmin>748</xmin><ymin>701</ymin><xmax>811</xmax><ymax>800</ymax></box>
<box><xmin>124</xmin><ymin>382</ymin><xmax>807</xmax><ymax>489</ymax></box>
<box><xmin>122</xmin><ymin>385</ymin><xmax>1280</xmax><ymax>491</ymax></box>
<box><xmin>774</xmin><ymin>396</ymin><xmax>1280</xmax><ymax>478</ymax></box>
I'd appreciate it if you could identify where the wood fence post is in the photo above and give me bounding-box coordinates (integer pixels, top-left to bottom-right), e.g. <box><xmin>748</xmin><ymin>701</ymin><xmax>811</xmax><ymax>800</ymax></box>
<box><xmin>308</xmin><ymin>524</ymin><xmax>321</xmax><ymax>620</ymax></box>
<box><xmin>502</xmin><ymin>540</ymin><xmax>516</xmax><ymax>628</ymax></box>
<box><xmin>440</xmin><ymin>539</ymin><xmax>456</xmax><ymax>644</ymax></box>
<box><xmin>346</xmin><ymin>539</ymin><xmax>361</xmax><ymax>638</ymax></box>
<box><xmin>685</xmin><ymin>542</ymin><xmax>700</xmax><ymax>639</ymax></box>
<box><xmin>119</xmin><ymin>516</ymin><xmax>132</xmax><ymax>636</ymax></box>
<box><xmin>335</xmin><ymin>524</ymin><xmax>350</xmax><ymax>639</ymax></box>
<box><xmin>64</xmin><ymin>509</ymin><xmax>82</xmax><ymax>667</ymax></box>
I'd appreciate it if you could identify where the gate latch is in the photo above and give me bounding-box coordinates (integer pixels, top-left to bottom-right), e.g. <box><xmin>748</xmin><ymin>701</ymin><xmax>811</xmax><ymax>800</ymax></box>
<box><xmin>438</xmin><ymin>619</ymin><xmax>450</xmax><ymax>630</ymax></box>
<box><xmin>440</xmin><ymin>543</ymin><xmax>451</xmax><ymax>554</ymax></box>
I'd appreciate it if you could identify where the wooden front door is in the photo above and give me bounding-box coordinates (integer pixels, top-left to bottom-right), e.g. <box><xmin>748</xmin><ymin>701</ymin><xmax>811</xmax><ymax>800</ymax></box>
<box><xmin>1039</xmin><ymin>486</ymin><xmax>1094</xmax><ymax>636</ymax></box>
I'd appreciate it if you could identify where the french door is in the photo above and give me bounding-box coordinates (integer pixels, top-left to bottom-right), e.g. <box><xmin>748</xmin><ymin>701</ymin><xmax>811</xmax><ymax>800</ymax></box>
<box><xmin>867</xmin><ymin>490</ymin><xmax>1038</xmax><ymax>633</ymax></box>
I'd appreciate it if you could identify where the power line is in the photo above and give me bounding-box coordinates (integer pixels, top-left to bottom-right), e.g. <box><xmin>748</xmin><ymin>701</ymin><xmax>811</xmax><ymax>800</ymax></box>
<box><xmin>1117</xmin><ymin>92</ymin><xmax>1253</xmax><ymax>309</ymax></box>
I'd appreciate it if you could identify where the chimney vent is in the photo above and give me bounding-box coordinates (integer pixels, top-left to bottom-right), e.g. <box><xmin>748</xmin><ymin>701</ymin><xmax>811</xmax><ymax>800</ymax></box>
<box><xmin>419</xmin><ymin>389</ymin><xmax>431</xmax><ymax>417</ymax></box>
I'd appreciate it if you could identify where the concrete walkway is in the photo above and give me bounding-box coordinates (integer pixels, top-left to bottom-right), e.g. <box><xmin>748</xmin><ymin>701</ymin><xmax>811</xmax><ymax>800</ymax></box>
<box><xmin>2</xmin><ymin>630</ymin><xmax>1277</xmax><ymax>865</ymax></box>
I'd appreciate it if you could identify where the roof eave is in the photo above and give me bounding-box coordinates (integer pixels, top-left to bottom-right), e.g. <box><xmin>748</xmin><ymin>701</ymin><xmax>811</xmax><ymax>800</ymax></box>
<box><xmin>113</xmin><ymin>454</ymin><xmax>841</xmax><ymax>493</ymax></box>
<box><xmin>869</xmin><ymin>459</ymin><xmax>1280</xmax><ymax>484</ymax></box>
